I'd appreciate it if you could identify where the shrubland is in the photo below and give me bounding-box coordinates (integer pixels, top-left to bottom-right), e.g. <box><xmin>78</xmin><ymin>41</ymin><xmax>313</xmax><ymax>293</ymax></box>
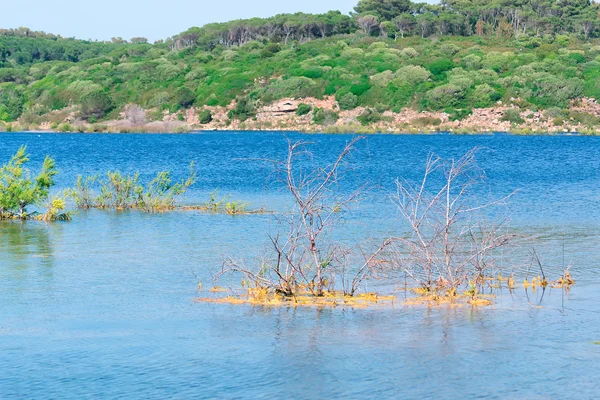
<box><xmin>3</xmin><ymin>1</ymin><xmax>600</xmax><ymax>132</ymax></box>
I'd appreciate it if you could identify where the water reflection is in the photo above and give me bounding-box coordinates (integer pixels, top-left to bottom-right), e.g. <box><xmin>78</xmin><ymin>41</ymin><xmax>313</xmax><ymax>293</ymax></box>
<box><xmin>0</xmin><ymin>221</ymin><xmax>56</xmax><ymax>273</ymax></box>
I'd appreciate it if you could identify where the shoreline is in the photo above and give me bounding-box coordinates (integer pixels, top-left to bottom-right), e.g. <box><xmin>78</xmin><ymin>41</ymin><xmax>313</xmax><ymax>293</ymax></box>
<box><xmin>2</xmin><ymin>128</ymin><xmax>595</xmax><ymax>136</ymax></box>
<box><xmin>4</xmin><ymin>97</ymin><xmax>600</xmax><ymax>136</ymax></box>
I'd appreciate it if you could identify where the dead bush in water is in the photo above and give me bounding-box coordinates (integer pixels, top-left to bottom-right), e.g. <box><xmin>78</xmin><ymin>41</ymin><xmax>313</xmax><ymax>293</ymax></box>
<box><xmin>390</xmin><ymin>148</ymin><xmax>519</xmax><ymax>297</ymax></box>
<box><xmin>213</xmin><ymin>136</ymin><xmax>392</xmax><ymax>304</ymax></box>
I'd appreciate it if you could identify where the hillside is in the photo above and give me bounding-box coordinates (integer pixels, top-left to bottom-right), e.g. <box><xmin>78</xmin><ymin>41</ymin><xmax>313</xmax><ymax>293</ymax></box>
<box><xmin>3</xmin><ymin>0</ymin><xmax>600</xmax><ymax>133</ymax></box>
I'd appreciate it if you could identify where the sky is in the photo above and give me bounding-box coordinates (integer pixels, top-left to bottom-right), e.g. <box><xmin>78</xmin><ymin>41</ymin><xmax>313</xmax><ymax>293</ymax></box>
<box><xmin>0</xmin><ymin>0</ymin><xmax>360</xmax><ymax>42</ymax></box>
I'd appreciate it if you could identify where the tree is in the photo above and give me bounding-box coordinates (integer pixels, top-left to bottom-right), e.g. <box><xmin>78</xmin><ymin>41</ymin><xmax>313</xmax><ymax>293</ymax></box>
<box><xmin>357</xmin><ymin>15</ymin><xmax>380</xmax><ymax>35</ymax></box>
<box><xmin>393</xmin><ymin>13</ymin><xmax>416</xmax><ymax>38</ymax></box>
<box><xmin>198</xmin><ymin>109</ymin><xmax>213</xmax><ymax>124</ymax></box>
<box><xmin>124</xmin><ymin>104</ymin><xmax>146</xmax><ymax>124</ymax></box>
<box><xmin>130</xmin><ymin>37</ymin><xmax>148</xmax><ymax>44</ymax></box>
<box><xmin>174</xmin><ymin>87</ymin><xmax>196</xmax><ymax>109</ymax></box>
<box><xmin>354</xmin><ymin>0</ymin><xmax>413</xmax><ymax>21</ymax></box>
<box><xmin>80</xmin><ymin>90</ymin><xmax>114</xmax><ymax>120</ymax></box>
<box><xmin>379</xmin><ymin>21</ymin><xmax>396</xmax><ymax>37</ymax></box>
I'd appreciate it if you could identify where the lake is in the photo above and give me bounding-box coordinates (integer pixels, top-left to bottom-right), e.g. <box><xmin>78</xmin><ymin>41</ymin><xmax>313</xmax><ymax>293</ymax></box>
<box><xmin>1</xmin><ymin>132</ymin><xmax>599</xmax><ymax>399</ymax></box>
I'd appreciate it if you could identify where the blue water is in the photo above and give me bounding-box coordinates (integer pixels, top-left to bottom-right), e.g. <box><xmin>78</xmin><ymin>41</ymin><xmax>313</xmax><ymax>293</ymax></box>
<box><xmin>0</xmin><ymin>132</ymin><xmax>599</xmax><ymax>399</ymax></box>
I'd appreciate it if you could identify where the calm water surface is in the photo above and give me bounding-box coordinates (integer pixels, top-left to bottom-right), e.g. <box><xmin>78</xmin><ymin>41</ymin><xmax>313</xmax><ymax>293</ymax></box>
<box><xmin>0</xmin><ymin>132</ymin><xmax>599</xmax><ymax>399</ymax></box>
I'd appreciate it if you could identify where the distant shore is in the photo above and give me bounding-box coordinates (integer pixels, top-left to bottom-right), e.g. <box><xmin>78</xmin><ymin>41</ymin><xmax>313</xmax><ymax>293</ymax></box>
<box><xmin>3</xmin><ymin>97</ymin><xmax>600</xmax><ymax>136</ymax></box>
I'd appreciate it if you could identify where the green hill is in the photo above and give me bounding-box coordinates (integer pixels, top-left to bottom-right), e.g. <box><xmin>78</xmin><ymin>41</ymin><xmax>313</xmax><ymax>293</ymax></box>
<box><xmin>2</xmin><ymin>0</ymin><xmax>600</xmax><ymax>133</ymax></box>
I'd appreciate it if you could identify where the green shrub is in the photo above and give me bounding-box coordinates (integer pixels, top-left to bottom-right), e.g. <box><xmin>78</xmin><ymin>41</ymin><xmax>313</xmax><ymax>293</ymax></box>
<box><xmin>296</xmin><ymin>103</ymin><xmax>312</xmax><ymax>116</ymax></box>
<box><xmin>568</xmin><ymin>52</ymin><xmax>586</xmax><ymax>64</ymax></box>
<box><xmin>174</xmin><ymin>87</ymin><xmax>196</xmax><ymax>109</ymax></box>
<box><xmin>428</xmin><ymin>59</ymin><xmax>455</xmax><ymax>77</ymax></box>
<box><xmin>80</xmin><ymin>90</ymin><xmax>114</xmax><ymax>120</ymax></box>
<box><xmin>261</xmin><ymin>43</ymin><xmax>281</xmax><ymax>58</ymax></box>
<box><xmin>426</xmin><ymin>84</ymin><xmax>464</xmax><ymax>110</ymax></box>
<box><xmin>0</xmin><ymin>145</ymin><xmax>62</xmax><ymax>220</ymax></box>
<box><xmin>313</xmin><ymin>108</ymin><xmax>338</xmax><ymax>125</ymax></box>
<box><xmin>69</xmin><ymin>163</ymin><xmax>196</xmax><ymax>212</ymax></box>
<box><xmin>198</xmin><ymin>109</ymin><xmax>213</xmax><ymax>124</ymax></box>
<box><xmin>500</xmin><ymin>109</ymin><xmax>524</xmax><ymax>124</ymax></box>
<box><xmin>263</xmin><ymin>77</ymin><xmax>319</xmax><ymax>102</ymax></box>
<box><xmin>446</xmin><ymin>108</ymin><xmax>473</xmax><ymax>121</ymax></box>
<box><xmin>337</xmin><ymin>92</ymin><xmax>358</xmax><ymax>110</ymax></box>
<box><xmin>440</xmin><ymin>44</ymin><xmax>460</xmax><ymax>56</ymax></box>
<box><xmin>228</xmin><ymin>97</ymin><xmax>256</xmax><ymax>121</ymax></box>
<box><xmin>357</xmin><ymin>108</ymin><xmax>382</xmax><ymax>126</ymax></box>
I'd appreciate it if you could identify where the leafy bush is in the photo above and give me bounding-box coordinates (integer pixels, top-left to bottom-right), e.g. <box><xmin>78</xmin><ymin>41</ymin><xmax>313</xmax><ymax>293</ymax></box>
<box><xmin>0</xmin><ymin>145</ymin><xmax>63</xmax><ymax>220</ymax></box>
<box><xmin>501</xmin><ymin>108</ymin><xmax>524</xmax><ymax>124</ymax></box>
<box><xmin>228</xmin><ymin>97</ymin><xmax>256</xmax><ymax>121</ymax></box>
<box><xmin>261</xmin><ymin>43</ymin><xmax>281</xmax><ymax>58</ymax></box>
<box><xmin>446</xmin><ymin>108</ymin><xmax>473</xmax><ymax>121</ymax></box>
<box><xmin>440</xmin><ymin>44</ymin><xmax>460</xmax><ymax>56</ymax></box>
<box><xmin>69</xmin><ymin>163</ymin><xmax>196</xmax><ymax>212</ymax></box>
<box><xmin>394</xmin><ymin>65</ymin><xmax>430</xmax><ymax>85</ymax></box>
<box><xmin>174</xmin><ymin>87</ymin><xmax>196</xmax><ymax>108</ymax></box>
<box><xmin>312</xmin><ymin>108</ymin><xmax>338</xmax><ymax>125</ymax></box>
<box><xmin>426</xmin><ymin>84</ymin><xmax>464</xmax><ymax>110</ymax></box>
<box><xmin>428</xmin><ymin>59</ymin><xmax>455</xmax><ymax>77</ymax></box>
<box><xmin>337</xmin><ymin>92</ymin><xmax>358</xmax><ymax>110</ymax></box>
<box><xmin>568</xmin><ymin>52</ymin><xmax>586</xmax><ymax>64</ymax></box>
<box><xmin>80</xmin><ymin>90</ymin><xmax>114</xmax><ymax>120</ymax></box>
<box><xmin>296</xmin><ymin>103</ymin><xmax>312</xmax><ymax>116</ymax></box>
<box><xmin>357</xmin><ymin>108</ymin><xmax>382</xmax><ymax>126</ymax></box>
<box><xmin>198</xmin><ymin>109</ymin><xmax>213</xmax><ymax>124</ymax></box>
<box><xmin>401</xmin><ymin>47</ymin><xmax>418</xmax><ymax>58</ymax></box>
<box><xmin>263</xmin><ymin>77</ymin><xmax>319</xmax><ymax>102</ymax></box>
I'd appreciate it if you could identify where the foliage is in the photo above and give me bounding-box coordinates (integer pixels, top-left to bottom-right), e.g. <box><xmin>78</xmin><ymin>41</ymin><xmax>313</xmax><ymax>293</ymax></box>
<box><xmin>69</xmin><ymin>163</ymin><xmax>197</xmax><ymax>212</ymax></box>
<box><xmin>313</xmin><ymin>107</ymin><xmax>339</xmax><ymax>125</ymax></box>
<box><xmin>224</xmin><ymin>201</ymin><xmax>250</xmax><ymax>215</ymax></box>
<box><xmin>501</xmin><ymin>109</ymin><xmax>525</xmax><ymax>124</ymax></box>
<box><xmin>357</xmin><ymin>108</ymin><xmax>382</xmax><ymax>125</ymax></box>
<box><xmin>295</xmin><ymin>103</ymin><xmax>312</xmax><ymax>116</ymax></box>
<box><xmin>0</xmin><ymin>146</ymin><xmax>63</xmax><ymax>220</ymax></box>
<box><xmin>228</xmin><ymin>97</ymin><xmax>256</xmax><ymax>121</ymax></box>
<box><xmin>4</xmin><ymin>1</ymin><xmax>600</xmax><ymax>125</ymax></box>
<box><xmin>198</xmin><ymin>109</ymin><xmax>213</xmax><ymax>124</ymax></box>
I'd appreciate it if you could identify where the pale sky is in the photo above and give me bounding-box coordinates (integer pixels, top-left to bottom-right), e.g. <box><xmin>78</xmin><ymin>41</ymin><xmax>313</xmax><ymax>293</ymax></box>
<box><xmin>0</xmin><ymin>0</ymin><xmax>360</xmax><ymax>42</ymax></box>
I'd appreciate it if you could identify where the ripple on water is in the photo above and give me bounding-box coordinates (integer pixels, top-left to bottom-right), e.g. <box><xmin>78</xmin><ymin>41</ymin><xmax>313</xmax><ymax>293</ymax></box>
<box><xmin>0</xmin><ymin>132</ymin><xmax>599</xmax><ymax>398</ymax></box>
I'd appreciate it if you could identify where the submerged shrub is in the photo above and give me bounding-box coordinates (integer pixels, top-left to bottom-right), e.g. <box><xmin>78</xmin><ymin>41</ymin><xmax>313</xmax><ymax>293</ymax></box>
<box><xmin>70</xmin><ymin>163</ymin><xmax>197</xmax><ymax>212</ymax></box>
<box><xmin>0</xmin><ymin>145</ymin><xmax>67</xmax><ymax>220</ymax></box>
